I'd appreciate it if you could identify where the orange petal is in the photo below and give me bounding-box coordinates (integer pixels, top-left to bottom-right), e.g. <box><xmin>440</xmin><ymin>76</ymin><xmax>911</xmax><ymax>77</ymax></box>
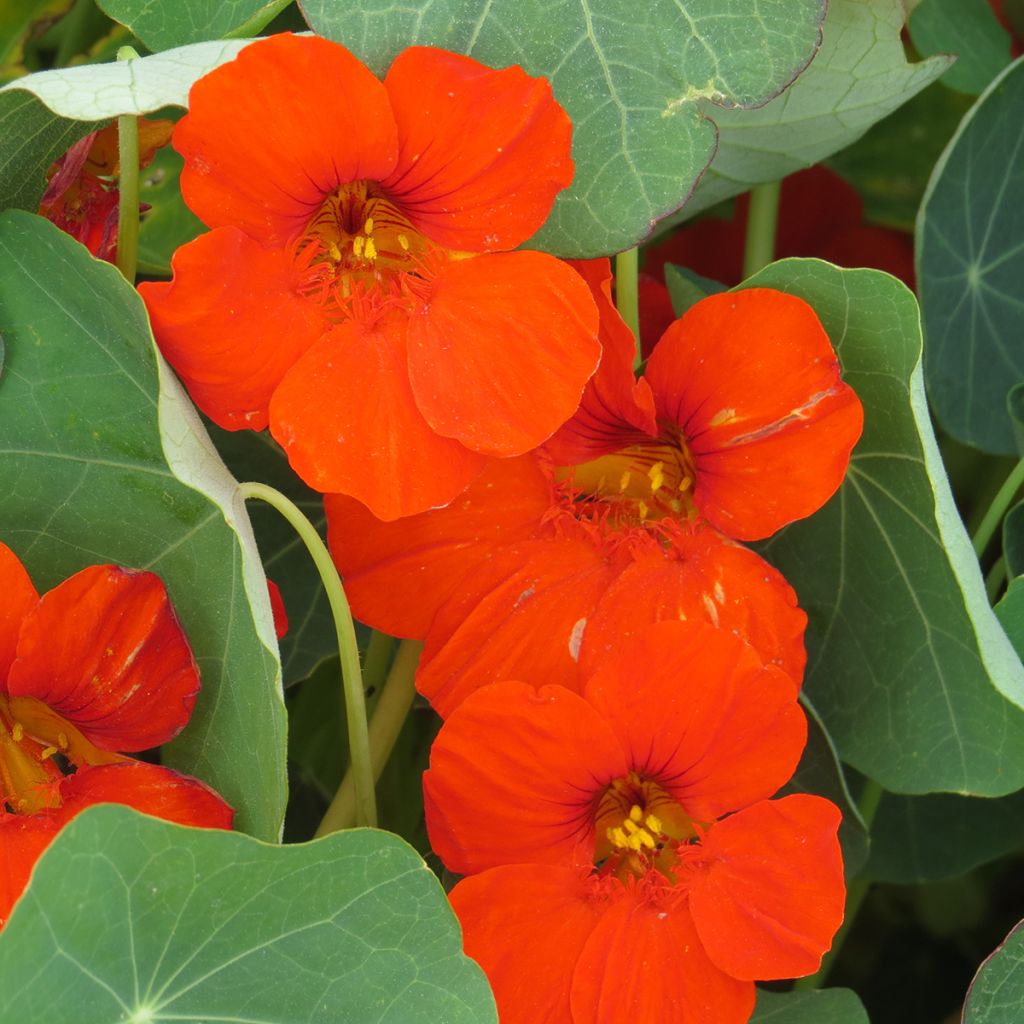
<box><xmin>425</xmin><ymin>681</ymin><xmax>626</xmax><ymax>873</ymax></box>
<box><xmin>646</xmin><ymin>288</ymin><xmax>863</xmax><ymax>540</ymax></box>
<box><xmin>688</xmin><ymin>795</ymin><xmax>845</xmax><ymax>981</ymax></box>
<box><xmin>545</xmin><ymin>258</ymin><xmax>658</xmax><ymax>464</ymax></box>
<box><xmin>0</xmin><ymin>543</ymin><xmax>38</xmax><ymax>682</ymax></box>
<box><xmin>269</xmin><ymin>315</ymin><xmax>486</xmax><ymax>518</ymax></box>
<box><xmin>571</xmin><ymin>884</ymin><xmax>755</xmax><ymax>1024</ymax></box>
<box><xmin>140</xmin><ymin>227</ymin><xmax>327</xmax><ymax>431</ymax></box>
<box><xmin>583</xmin><ymin>621</ymin><xmax>806</xmax><ymax>821</ymax></box>
<box><xmin>8</xmin><ymin>566</ymin><xmax>199</xmax><ymax>753</ymax></box>
<box><xmin>57</xmin><ymin>761</ymin><xmax>234</xmax><ymax>831</ymax></box>
<box><xmin>0</xmin><ymin>812</ymin><xmax>59</xmax><ymax>929</ymax></box>
<box><xmin>580</xmin><ymin>530</ymin><xmax>808</xmax><ymax>686</ymax></box>
<box><xmin>417</xmin><ymin>538</ymin><xmax>617</xmax><ymax>717</ymax></box>
<box><xmin>450</xmin><ymin>865</ymin><xmax>607</xmax><ymax>1024</ymax></box>
<box><xmin>407</xmin><ymin>252</ymin><xmax>600</xmax><ymax>456</ymax></box>
<box><xmin>382</xmin><ymin>47</ymin><xmax>573</xmax><ymax>252</ymax></box>
<box><xmin>324</xmin><ymin>455</ymin><xmax>550</xmax><ymax>638</ymax></box>
<box><xmin>176</xmin><ymin>34</ymin><xmax>398</xmax><ymax>245</ymax></box>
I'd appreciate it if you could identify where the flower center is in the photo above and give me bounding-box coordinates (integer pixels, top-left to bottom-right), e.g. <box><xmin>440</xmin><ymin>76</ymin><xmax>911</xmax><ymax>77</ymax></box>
<box><xmin>0</xmin><ymin>697</ymin><xmax>65</xmax><ymax>814</ymax></box>
<box><xmin>593</xmin><ymin>772</ymin><xmax>697</xmax><ymax>882</ymax></box>
<box><xmin>563</xmin><ymin>438</ymin><xmax>697</xmax><ymax>527</ymax></box>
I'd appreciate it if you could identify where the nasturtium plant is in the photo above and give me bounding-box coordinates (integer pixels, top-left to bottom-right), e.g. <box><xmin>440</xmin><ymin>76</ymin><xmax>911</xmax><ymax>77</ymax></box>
<box><xmin>1</xmin><ymin>1</ymin><xmax>1022</xmax><ymax>1021</ymax></box>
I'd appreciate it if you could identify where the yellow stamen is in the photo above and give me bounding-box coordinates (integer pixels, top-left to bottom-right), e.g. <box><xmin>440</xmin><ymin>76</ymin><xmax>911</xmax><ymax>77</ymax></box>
<box><xmin>646</xmin><ymin>813</ymin><xmax>663</xmax><ymax>833</ymax></box>
<box><xmin>629</xmin><ymin>805</ymin><xmax>644</xmax><ymax>823</ymax></box>
<box><xmin>58</xmin><ymin>732</ymin><xmax>68</xmax><ymax>749</ymax></box>
<box><xmin>619</xmin><ymin>470</ymin><xmax>631</xmax><ymax>492</ymax></box>
<box><xmin>398</xmin><ymin>234</ymin><xmax>410</xmax><ymax>251</ymax></box>
<box><xmin>39</xmin><ymin>746</ymin><xmax>58</xmax><ymax>761</ymax></box>
<box><xmin>364</xmin><ymin>237</ymin><xmax>378</xmax><ymax>261</ymax></box>
<box><xmin>648</xmin><ymin>462</ymin><xmax>665</xmax><ymax>493</ymax></box>
<box><xmin>12</xmin><ymin>722</ymin><xmax>23</xmax><ymax>742</ymax></box>
<box><xmin>352</xmin><ymin>235</ymin><xmax>365</xmax><ymax>258</ymax></box>
<box><xmin>363</xmin><ymin>217</ymin><xmax>375</xmax><ymax>235</ymax></box>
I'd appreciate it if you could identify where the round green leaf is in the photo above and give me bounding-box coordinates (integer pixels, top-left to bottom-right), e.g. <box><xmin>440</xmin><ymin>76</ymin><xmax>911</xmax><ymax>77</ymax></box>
<box><xmin>909</xmin><ymin>0</ymin><xmax>1012</xmax><ymax>96</ymax></box>
<box><xmin>749</xmin><ymin>259</ymin><xmax>1024</xmax><ymax>796</ymax></box>
<box><xmin>300</xmin><ymin>0</ymin><xmax>827</xmax><ymax>256</ymax></box>
<box><xmin>97</xmin><ymin>0</ymin><xmax>287</xmax><ymax>50</ymax></box>
<box><xmin>0</xmin><ymin>805</ymin><xmax>496</xmax><ymax>1024</ymax></box>
<box><xmin>963</xmin><ymin>919</ymin><xmax>1024</xmax><ymax>1024</ymax></box>
<box><xmin>0</xmin><ymin>210</ymin><xmax>286</xmax><ymax>839</ymax></box>
<box><xmin>752</xmin><ymin>988</ymin><xmax>869</xmax><ymax>1024</ymax></box>
<box><xmin>678</xmin><ymin>0</ymin><xmax>952</xmax><ymax>220</ymax></box>
<box><xmin>918</xmin><ymin>56</ymin><xmax>1024</xmax><ymax>456</ymax></box>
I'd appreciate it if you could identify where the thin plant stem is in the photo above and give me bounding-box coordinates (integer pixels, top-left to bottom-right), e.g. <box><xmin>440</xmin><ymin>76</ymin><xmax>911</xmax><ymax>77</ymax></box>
<box><xmin>615</xmin><ymin>247</ymin><xmax>641</xmax><ymax>369</ymax></box>
<box><xmin>114</xmin><ymin>46</ymin><xmax>141</xmax><ymax>284</ymax></box>
<box><xmin>972</xmin><ymin>456</ymin><xmax>1024</xmax><ymax>558</ymax></box>
<box><xmin>316</xmin><ymin>639</ymin><xmax>423</xmax><ymax>837</ymax></box>
<box><xmin>362</xmin><ymin>630</ymin><xmax>396</xmax><ymax>700</ymax></box>
<box><xmin>238</xmin><ymin>481</ymin><xmax>376</xmax><ymax>828</ymax></box>
<box><xmin>224</xmin><ymin>0</ymin><xmax>295</xmax><ymax>38</ymax></box>
<box><xmin>742</xmin><ymin>179</ymin><xmax>782</xmax><ymax>279</ymax></box>
<box><xmin>986</xmin><ymin>555</ymin><xmax>1008</xmax><ymax>603</ymax></box>
<box><xmin>793</xmin><ymin>777</ymin><xmax>884</xmax><ymax>992</ymax></box>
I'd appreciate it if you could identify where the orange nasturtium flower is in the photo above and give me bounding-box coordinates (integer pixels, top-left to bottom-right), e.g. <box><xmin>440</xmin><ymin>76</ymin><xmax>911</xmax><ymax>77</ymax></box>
<box><xmin>424</xmin><ymin>622</ymin><xmax>846</xmax><ymax>1024</ymax></box>
<box><xmin>140</xmin><ymin>33</ymin><xmax>601</xmax><ymax>520</ymax></box>
<box><xmin>325</xmin><ymin>267</ymin><xmax>862</xmax><ymax>714</ymax></box>
<box><xmin>0</xmin><ymin>542</ymin><xmax>233</xmax><ymax>926</ymax></box>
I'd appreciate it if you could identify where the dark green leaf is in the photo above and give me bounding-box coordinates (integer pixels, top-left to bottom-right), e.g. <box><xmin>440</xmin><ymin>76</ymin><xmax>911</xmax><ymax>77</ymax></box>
<box><xmin>97</xmin><ymin>0</ymin><xmax>286</xmax><ymax>50</ymax></box>
<box><xmin>1004</xmin><ymin>504</ymin><xmax>1024</xmax><ymax>580</ymax></box>
<box><xmin>909</xmin><ymin>0</ymin><xmax>1012</xmax><ymax>95</ymax></box>
<box><xmin>995</xmin><ymin>576</ymin><xmax>1024</xmax><ymax>660</ymax></box>
<box><xmin>137</xmin><ymin>143</ymin><xmax>204</xmax><ymax>276</ymax></box>
<box><xmin>865</xmin><ymin>788</ymin><xmax>1024</xmax><ymax>884</ymax></box>
<box><xmin>679</xmin><ymin>0</ymin><xmax>951</xmax><ymax>220</ymax></box>
<box><xmin>300</xmin><ymin>0</ymin><xmax>826</xmax><ymax>256</ymax></box>
<box><xmin>0</xmin><ymin>211</ymin><xmax>286</xmax><ymax>839</ymax></box>
<box><xmin>963</xmin><ymin>919</ymin><xmax>1024</xmax><ymax>1024</ymax></box>
<box><xmin>750</xmin><ymin>259</ymin><xmax>1024</xmax><ymax>796</ymax></box>
<box><xmin>1007</xmin><ymin>381</ymin><xmax>1024</xmax><ymax>455</ymax></box>
<box><xmin>0</xmin><ymin>0</ymin><xmax>68</xmax><ymax>80</ymax></box>
<box><xmin>0</xmin><ymin>805</ymin><xmax>497</xmax><ymax>1024</ymax></box>
<box><xmin>664</xmin><ymin>261</ymin><xmax>726</xmax><ymax>315</ymax></box>
<box><xmin>918</xmin><ymin>56</ymin><xmax>1024</xmax><ymax>456</ymax></box>
<box><xmin>751</xmin><ymin>987</ymin><xmax>869</xmax><ymax>1024</ymax></box>
<box><xmin>782</xmin><ymin>694</ymin><xmax>868</xmax><ymax>876</ymax></box>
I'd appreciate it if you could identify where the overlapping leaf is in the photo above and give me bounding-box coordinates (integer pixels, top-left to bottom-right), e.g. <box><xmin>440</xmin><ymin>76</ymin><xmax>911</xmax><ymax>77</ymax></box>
<box><xmin>0</xmin><ymin>211</ymin><xmax>286</xmax><ymax>839</ymax></box>
<box><xmin>963</xmin><ymin>920</ymin><xmax>1024</xmax><ymax>1024</ymax></box>
<box><xmin>678</xmin><ymin>0</ymin><xmax>951</xmax><ymax>220</ymax></box>
<box><xmin>751</xmin><ymin>988</ymin><xmax>869</xmax><ymax>1024</ymax></box>
<box><xmin>750</xmin><ymin>259</ymin><xmax>1024</xmax><ymax>796</ymax></box>
<box><xmin>97</xmin><ymin>0</ymin><xmax>284</xmax><ymax>50</ymax></box>
<box><xmin>918</xmin><ymin>56</ymin><xmax>1024</xmax><ymax>456</ymax></box>
<box><xmin>301</xmin><ymin>0</ymin><xmax>826</xmax><ymax>256</ymax></box>
<box><xmin>0</xmin><ymin>806</ymin><xmax>497</xmax><ymax>1023</ymax></box>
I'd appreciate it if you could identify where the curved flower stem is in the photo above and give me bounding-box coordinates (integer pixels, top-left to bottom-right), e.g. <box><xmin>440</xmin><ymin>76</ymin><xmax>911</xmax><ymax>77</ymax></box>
<box><xmin>615</xmin><ymin>247</ymin><xmax>641</xmax><ymax>369</ymax></box>
<box><xmin>742</xmin><ymin>179</ymin><xmax>781</xmax><ymax>280</ymax></box>
<box><xmin>972</xmin><ymin>456</ymin><xmax>1024</xmax><ymax>559</ymax></box>
<box><xmin>792</xmin><ymin>776</ymin><xmax>884</xmax><ymax>992</ymax></box>
<box><xmin>315</xmin><ymin>639</ymin><xmax>423</xmax><ymax>837</ymax></box>
<box><xmin>115</xmin><ymin>46</ymin><xmax>141</xmax><ymax>284</ymax></box>
<box><xmin>224</xmin><ymin>0</ymin><xmax>295</xmax><ymax>38</ymax></box>
<box><xmin>237</xmin><ymin>481</ymin><xmax>376</xmax><ymax>829</ymax></box>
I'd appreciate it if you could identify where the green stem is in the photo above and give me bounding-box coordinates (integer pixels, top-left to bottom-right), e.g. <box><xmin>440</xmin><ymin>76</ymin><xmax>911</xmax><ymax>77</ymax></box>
<box><xmin>238</xmin><ymin>481</ymin><xmax>376</xmax><ymax>829</ymax></box>
<box><xmin>315</xmin><ymin>639</ymin><xmax>423</xmax><ymax>837</ymax></box>
<box><xmin>742</xmin><ymin>179</ymin><xmax>782</xmax><ymax>279</ymax></box>
<box><xmin>114</xmin><ymin>46</ymin><xmax>141</xmax><ymax>284</ymax></box>
<box><xmin>793</xmin><ymin>777</ymin><xmax>884</xmax><ymax>992</ymax></box>
<box><xmin>987</xmin><ymin>555</ymin><xmax>1008</xmax><ymax>603</ymax></box>
<box><xmin>223</xmin><ymin>0</ymin><xmax>295</xmax><ymax>38</ymax></box>
<box><xmin>362</xmin><ymin>630</ymin><xmax>396</xmax><ymax>700</ymax></box>
<box><xmin>615</xmin><ymin>247</ymin><xmax>641</xmax><ymax>370</ymax></box>
<box><xmin>972</xmin><ymin>456</ymin><xmax>1024</xmax><ymax>558</ymax></box>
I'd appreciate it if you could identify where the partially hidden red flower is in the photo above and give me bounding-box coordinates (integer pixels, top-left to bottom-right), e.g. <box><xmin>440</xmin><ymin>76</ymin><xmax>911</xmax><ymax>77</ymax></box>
<box><xmin>0</xmin><ymin>541</ymin><xmax>233</xmax><ymax>927</ymax></box>
<box><xmin>140</xmin><ymin>33</ymin><xmax>601</xmax><ymax>520</ymax></box>
<box><xmin>38</xmin><ymin>118</ymin><xmax>173</xmax><ymax>261</ymax></box>
<box><xmin>424</xmin><ymin>621</ymin><xmax>846</xmax><ymax>1024</ymax></box>
<box><xmin>326</xmin><ymin>262</ymin><xmax>861</xmax><ymax>714</ymax></box>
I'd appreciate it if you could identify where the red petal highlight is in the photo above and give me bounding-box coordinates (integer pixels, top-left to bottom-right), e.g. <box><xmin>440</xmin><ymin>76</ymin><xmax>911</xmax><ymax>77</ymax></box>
<box><xmin>176</xmin><ymin>34</ymin><xmax>398</xmax><ymax>245</ymax></box>
<box><xmin>0</xmin><ymin>543</ymin><xmax>38</xmax><ymax>683</ymax></box>
<box><xmin>140</xmin><ymin>227</ymin><xmax>327</xmax><ymax>431</ymax></box>
<box><xmin>58</xmin><ymin>761</ymin><xmax>234</xmax><ymax>831</ymax></box>
<box><xmin>688</xmin><ymin>795</ymin><xmax>845</xmax><ymax>980</ymax></box>
<box><xmin>325</xmin><ymin>456</ymin><xmax>550</xmax><ymax>638</ymax></box>
<box><xmin>8</xmin><ymin>566</ymin><xmax>199</xmax><ymax>752</ymax></box>
<box><xmin>382</xmin><ymin>47</ymin><xmax>573</xmax><ymax>251</ymax></box>
<box><xmin>269</xmin><ymin>315</ymin><xmax>485</xmax><ymax>518</ymax></box>
<box><xmin>571</xmin><ymin>884</ymin><xmax>755</xmax><ymax>1024</ymax></box>
<box><xmin>450</xmin><ymin>865</ymin><xmax>607</xmax><ymax>1024</ymax></box>
<box><xmin>544</xmin><ymin>258</ymin><xmax>659</xmax><ymax>465</ymax></box>
<box><xmin>646</xmin><ymin>288</ymin><xmax>863</xmax><ymax>540</ymax></box>
<box><xmin>580</xmin><ymin>531</ymin><xmax>808</xmax><ymax>686</ymax></box>
<box><xmin>407</xmin><ymin>252</ymin><xmax>600</xmax><ymax>456</ymax></box>
<box><xmin>417</xmin><ymin>539</ymin><xmax>617</xmax><ymax>717</ymax></box>
<box><xmin>583</xmin><ymin>621</ymin><xmax>806</xmax><ymax>821</ymax></box>
<box><xmin>425</xmin><ymin>681</ymin><xmax>626</xmax><ymax>873</ymax></box>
